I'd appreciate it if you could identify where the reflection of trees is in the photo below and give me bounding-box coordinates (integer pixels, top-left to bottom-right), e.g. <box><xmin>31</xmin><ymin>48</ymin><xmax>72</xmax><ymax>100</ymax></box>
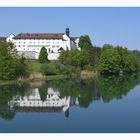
<box><xmin>97</xmin><ymin>74</ymin><xmax>140</xmax><ymax>102</ymax></box>
<box><xmin>39</xmin><ymin>79</ymin><xmax>100</xmax><ymax>108</ymax></box>
<box><xmin>65</xmin><ymin>109</ymin><xmax>69</xmax><ymax>118</ymax></box>
<box><xmin>0</xmin><ymin>105</ymin><xmax>16</xmax><ymax>120</ymax></box>
<box><xmin>0</xmin><ymin>84</ymin><xmax>30</xmax><ymax>120</ymax></box>
<box><xmin>38</xmin><ymin>74</ymin><xmax>140</xmax><ymax>108</ymax></box>
<box><xmin>0</xmin><ymin>73</ymin><xmax>140</xmax><ymax>121</ymax></box>
<box><xmin>38</xmin><ymin>83</ymin><xmax>48</xmax><ymax>101</ymax></box>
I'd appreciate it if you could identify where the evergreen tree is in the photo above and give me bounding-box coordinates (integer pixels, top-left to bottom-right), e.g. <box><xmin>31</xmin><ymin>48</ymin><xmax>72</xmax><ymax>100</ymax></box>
<box><xmin>39</xmin><ymin>47</ymin><xmax>49</xmax><ymax>63</ymax></box>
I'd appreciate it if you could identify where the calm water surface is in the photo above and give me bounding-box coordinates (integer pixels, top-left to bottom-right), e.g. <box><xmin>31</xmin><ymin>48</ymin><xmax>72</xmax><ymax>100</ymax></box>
<box><xmin>0</xmin><ymin>74</ymin><xmax>140</xmax><ymax>133</ymax></box>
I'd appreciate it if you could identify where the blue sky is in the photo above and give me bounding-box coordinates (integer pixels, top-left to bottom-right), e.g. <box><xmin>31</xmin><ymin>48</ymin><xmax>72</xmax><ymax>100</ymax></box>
<box><xmin>0</xmin><ymin>7</ymin><xmax>140</xmax><ymax>50</ymax></box>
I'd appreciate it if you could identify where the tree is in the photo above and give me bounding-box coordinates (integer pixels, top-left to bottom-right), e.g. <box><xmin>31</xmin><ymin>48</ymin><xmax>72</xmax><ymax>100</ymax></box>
<box><xmin>39</xmin><ymin>83</ymin><xmax>48</xmax><ymax>101</ymax></box>
<box><xmin>59</xmin><ymin>50</ymin><xmax>82</xmax><ymax>67</ymax></box>
<box><xmin>59</xmin><ymin>50</ymin><xmax>69</xmax><ymax>64</ymax></box>
<box><xmin>0</xmin><ymin>106</ymin><xmax>16</xmax><ymax>121</ymax></box>
<box><xmin>59</xmin><ymin>46</ymin><xmax>102</xmax><ymax>70</ymax></box>
<box><xmin>132</xmin><ymin>50</ymin><xmax>140</xmax><ymax>69</ymax></box>
<box><xmin>99</xmin><ymin>47</ymin><xmax>120</xmax><ymax>74</ymax></box>
<box><xmin>39</xmin><ymin>47</ymin><xmax>48</xmax><ymax>63</ymax></box>
<box><xmin>102</xmin><ymin>44</ymin><xmax>113</xmax><ymax>51</ymax></box>
<box><xmin>99</xmin><ymin>44</ymin><xmax>138</xmax><ymax>74</ymax></box>
<box><xmin>0</xmin><ymin>42</ymin><xmax>20</xmax><ymax>80</ymax></box>
<box><xmin>0</xmin><ymin>83</ymin><xmax>30</xmax><ymax>120</ymax></box>
<box><xmin>78</xmin><ymin>35</ymin><xmax>92</xmax><ymax>50</ymax></box>
<box><xmin>85</xmin><ymin>46</ymin><xmax>101</xmax><ymax>69</ymax></box>
<box><xmin>16</xmin><ymin>56</ymin><xmax>28</xmax><ymax>78</ymax></box>
<box><xmin>98</xmin><ymin>74</ymin><xmax>139</xmax><ymax>102</ymax></box>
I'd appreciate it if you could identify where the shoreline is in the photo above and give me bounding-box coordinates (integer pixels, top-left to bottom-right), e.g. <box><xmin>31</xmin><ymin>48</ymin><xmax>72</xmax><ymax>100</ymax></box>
<box><xmin>0</xmin><ymin>74</ymin><xmax>71</xmax><ymax>86</ymax></box>
<box><xmin>0</xmin><ymin>70</ymin><xmax>99</xmax><ymax>86</ymax></box>
<box><xmin>0</xmin><ymin>70</ymin><xmax>138</xmax><ymax>86</ymax></box>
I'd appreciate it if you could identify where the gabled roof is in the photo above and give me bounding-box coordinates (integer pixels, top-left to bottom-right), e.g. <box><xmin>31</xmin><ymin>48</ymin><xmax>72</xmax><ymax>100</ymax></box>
<box><xmin>58</xmin><ymin>47</ymin><xmax>64</xmax><ymax>52</ymax></box>
<box><xmin>13</xmin><ymin>33</ymin><xmax>64</xmax><ymax>39</ymax></box>
<box><xmin>70</xmin><ymin>37</ymin><xmax>79</xmax><ymax>41</ymax></box>
<box><xmin>0</xmin><ymin>37</ymin><xmax>6</xmax><ymax>42</ymax></box>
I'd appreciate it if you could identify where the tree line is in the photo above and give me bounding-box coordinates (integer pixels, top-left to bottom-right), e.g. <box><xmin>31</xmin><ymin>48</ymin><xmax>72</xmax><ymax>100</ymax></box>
<box><xmin>0</xmin><ymin>35</ymin><xmax>139</xmax><ymax>80</ymax></box>
<box><xmin>59</xmin><ymin>35</ymin><xmax>138</xmax><ymax>75</ymax></box>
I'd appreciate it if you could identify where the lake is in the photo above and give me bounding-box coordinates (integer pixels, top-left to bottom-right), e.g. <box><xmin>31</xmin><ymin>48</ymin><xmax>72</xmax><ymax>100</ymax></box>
<box><xmin>0</xmin><ymin>74</ymin><xmax>140</xmax><ymax>133</ymax></box>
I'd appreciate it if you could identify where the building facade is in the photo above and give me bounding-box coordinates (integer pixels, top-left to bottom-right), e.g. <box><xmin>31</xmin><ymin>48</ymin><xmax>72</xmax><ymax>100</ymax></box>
<box><xmin>0</xmin><ymin>37</ymin><xmax>6</xmax><ymax>42</ymax></box>
<box><xmin>9</xmin><ymin>87</ymin><xmax>70</xmax><ymax>113</ymax></box>
<box><xmin>5</xmin><ymin>28</ymin><xmax>80</xmax><ymax>60</ymax></box>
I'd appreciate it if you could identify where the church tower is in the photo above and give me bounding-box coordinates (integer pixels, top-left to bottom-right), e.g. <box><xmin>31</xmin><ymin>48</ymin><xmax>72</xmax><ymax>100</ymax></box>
<box><xmin>65</xmin><ymin>28</ymin><xmax>70</xmax><ymax>37</ymax></box>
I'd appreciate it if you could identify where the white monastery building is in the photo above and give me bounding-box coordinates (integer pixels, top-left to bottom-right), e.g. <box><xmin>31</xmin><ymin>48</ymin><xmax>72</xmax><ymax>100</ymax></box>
<box><xmin>4</xmin><ymin>28</ymin><xmax>80</xmax><ymax>60</ymax></box>
<box><xmin>9</xmin><ymin>87</ymin><xmax>70</xmax><ymax>113</ymax></box>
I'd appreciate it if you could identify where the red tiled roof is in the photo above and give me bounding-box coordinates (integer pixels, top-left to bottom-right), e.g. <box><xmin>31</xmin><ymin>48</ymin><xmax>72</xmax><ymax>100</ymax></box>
<box><xmin>17</xmin><ymin>107</ymin><xmax>63</xmax><ymax>112</ymax></box>
<box><xmin>14</xmin><ymin>33</ymin><xmax>64</xmax><ymax>39</ymax></box>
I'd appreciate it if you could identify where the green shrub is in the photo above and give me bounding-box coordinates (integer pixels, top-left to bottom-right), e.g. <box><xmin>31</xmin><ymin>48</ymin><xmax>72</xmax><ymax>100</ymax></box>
<box><xmin>41</xmin><ymin>61</ymin><xmax>81</xmax><ymax>76</ymax></box>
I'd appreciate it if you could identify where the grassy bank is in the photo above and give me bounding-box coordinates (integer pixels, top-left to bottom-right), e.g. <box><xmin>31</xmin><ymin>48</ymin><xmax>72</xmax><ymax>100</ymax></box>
<box><xmin>26</xmin><ymin>60</ymin><xmax>42</xmax><ymax>73</ymax></box>
<box><xmin>45</xmin><ymin>75</ymin><xmax>70</xmax><ymax>80</ymax></box>
<box><xmin>0</xmin><ymin>60</ymin><xmax>99</xmax><ymax>85</ymax></box>
<box><xmin>0</xmin><ymin>74</ymin><xmax>70</xmax><ymax>86</ymax></box>
<box><xmin>80</xmin><ymin>70</ymin><xmax>99</xmax><ymax>79</ymax></box>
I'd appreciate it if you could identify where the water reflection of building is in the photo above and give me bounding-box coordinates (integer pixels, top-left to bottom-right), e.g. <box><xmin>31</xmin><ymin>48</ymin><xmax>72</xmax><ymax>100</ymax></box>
<box><xmin>9</xmin><ymin>88</ymin><xmax>70</xmax><ymax>113</ymax></box>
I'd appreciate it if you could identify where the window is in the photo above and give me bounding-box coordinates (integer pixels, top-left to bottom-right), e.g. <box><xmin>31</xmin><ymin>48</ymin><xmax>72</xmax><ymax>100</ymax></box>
<box><xmin>18</xmin><ymin>45</ymin><xmax>20</xmax><ymax>47</ymax></box>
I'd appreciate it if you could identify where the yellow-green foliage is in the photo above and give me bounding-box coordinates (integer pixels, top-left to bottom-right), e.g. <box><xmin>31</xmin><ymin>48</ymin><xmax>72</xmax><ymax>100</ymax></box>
<box><xmin>26</xmin><ymin>60</ymin><xmax>43</xmax><ymax>73</ymax></box>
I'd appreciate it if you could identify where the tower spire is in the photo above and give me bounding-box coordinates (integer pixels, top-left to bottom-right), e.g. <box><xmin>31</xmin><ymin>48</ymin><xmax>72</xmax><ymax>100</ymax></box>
<box><xmin>65</xmin><ymin>27</ymin><xmax>70</xmax><ymax>37</ymax></box>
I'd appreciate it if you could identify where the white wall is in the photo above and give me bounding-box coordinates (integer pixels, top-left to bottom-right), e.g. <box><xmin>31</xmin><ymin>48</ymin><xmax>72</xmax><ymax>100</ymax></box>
<box><xmin>48</xmin><ymin>53</ymin><xmax>60</xmax><ymax>60</ymax></box>
<box><xmin>6</xmin><ymin>33</ymin><xmax>79</xmax><ymax>60</ymax></box>
<box><xmin>9</xmin><ymin>87</ymin><xmax>70</xmax><ymax>112</ymax></box>
<box><xmin>63</xmin><ymin>34</ymin><xmax>71</xmax><ymax>50</ymax></box>
<box><xmin>6</xmin><ymin>34</ymin><xmax>15</xmax><ymax>42</ymax></box>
